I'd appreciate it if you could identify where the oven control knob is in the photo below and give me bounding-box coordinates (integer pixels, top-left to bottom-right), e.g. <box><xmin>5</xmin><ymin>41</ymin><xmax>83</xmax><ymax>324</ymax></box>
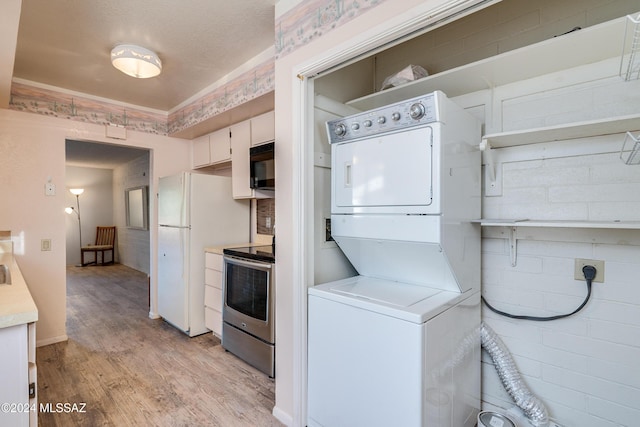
<box><xmin>363</xmin><ymin>120</ymin><xmax>372</xmax><ymax>127</ymax></box>
<box><xmin>409</xmin><ymin>102</ymin><xmax>426</xmax><ymax>120</ymax></box>
<box><xmin>377</xmin><ymin>116</ymin><xmax>386</xmax><ymax>124</ymax></box>
<box><xmin>351</xmin><ymin>122</ymin><xmax>360</xmax><ymax>131</ymax></box>
<box><xmin>391</xmin><ymin>112</ymin><xmax>401</xmax><ymax>121</ymax></box>
<box><xmin>334</xmin><ymin>123</ymin><xmax>347</xmax><ymax>136</ymax></box>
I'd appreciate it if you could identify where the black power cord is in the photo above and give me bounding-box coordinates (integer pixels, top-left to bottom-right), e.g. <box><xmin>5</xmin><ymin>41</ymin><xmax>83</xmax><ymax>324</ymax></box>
<box><xmin>482</xmin><ymin>265</ymin><xmax>597</xmax><ymax>322</ymax></box>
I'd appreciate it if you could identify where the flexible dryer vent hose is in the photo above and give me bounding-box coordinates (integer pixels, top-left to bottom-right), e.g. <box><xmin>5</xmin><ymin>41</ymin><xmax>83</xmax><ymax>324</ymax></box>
<box><xmin>480</xmin><ymin>321</ymin><xmax>550</xmax><ymax>427</ymax></box>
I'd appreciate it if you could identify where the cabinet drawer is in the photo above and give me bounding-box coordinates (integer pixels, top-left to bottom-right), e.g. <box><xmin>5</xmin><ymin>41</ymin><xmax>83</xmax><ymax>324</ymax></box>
<box><xmin>204</xmin><ymin>286</ymin><xmax>222</xmax><ymax>311</ymax></box>
<box><xmin>205</xmin><ymin>268</ymin><xmax>222</xmax><ymax>288</ymax></box>
<box><xmin>205</xmin><ymin>252</ymin><xmax>223</xmax><ymax>270</ymax></box>
<box><xmin>204</xmin><ymin>307</ymin><xmax>223</xmax><ymax>337</ymax></box>
<box><xmin>205</xmin><ymin>285</ymin><xmax>223</xmax><ymax>311</ymax></box>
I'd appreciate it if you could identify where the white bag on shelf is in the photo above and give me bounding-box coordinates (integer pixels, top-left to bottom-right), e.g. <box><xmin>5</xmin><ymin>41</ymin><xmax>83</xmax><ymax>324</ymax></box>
<box><xmin>380</xmin><ymin>64</ymin><xmax>428</xmax><ymax>90</ymax></box>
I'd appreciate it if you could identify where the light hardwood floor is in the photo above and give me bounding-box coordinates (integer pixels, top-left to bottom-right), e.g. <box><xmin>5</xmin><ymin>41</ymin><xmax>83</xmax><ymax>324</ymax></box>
<box><xmin>37</xmin><ymin>264</ymin><xmax>281</xmax><ymax>427</ymax></box>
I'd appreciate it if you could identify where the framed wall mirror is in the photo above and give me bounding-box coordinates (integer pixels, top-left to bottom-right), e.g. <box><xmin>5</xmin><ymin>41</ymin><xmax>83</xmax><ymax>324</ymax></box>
<box><xmin>125</xmin><ymin>186</ymin><xmax>148</xmax><ymax>230</ymax></box>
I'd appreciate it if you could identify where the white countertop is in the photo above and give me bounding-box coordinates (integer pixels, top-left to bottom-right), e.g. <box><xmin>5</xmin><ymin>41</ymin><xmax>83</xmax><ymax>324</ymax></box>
<box><xmin>0</xmin><ymin>249</ymin><xmax>38</xmax><ymax>329</ymax></box>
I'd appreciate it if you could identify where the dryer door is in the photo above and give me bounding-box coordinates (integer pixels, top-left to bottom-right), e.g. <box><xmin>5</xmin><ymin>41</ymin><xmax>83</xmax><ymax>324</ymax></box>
<box><xmin>332</xmin><ymin>126</ymin><xmax>435</xmax><ymax>214</ymax></box>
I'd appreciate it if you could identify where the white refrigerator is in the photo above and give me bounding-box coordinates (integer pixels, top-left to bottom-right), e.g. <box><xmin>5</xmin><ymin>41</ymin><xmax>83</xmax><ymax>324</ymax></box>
<box><xmin>157</xmin><ymin>172</ymin><xmax>249</xmax><ymax>337</ymax></box>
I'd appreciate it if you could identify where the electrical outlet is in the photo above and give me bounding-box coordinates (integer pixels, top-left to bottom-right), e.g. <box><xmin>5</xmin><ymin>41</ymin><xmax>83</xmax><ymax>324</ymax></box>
<box><xmin>41</xmin><ymin>239</ymin><xmax>52</xmax><ymax>251</ymax></box>
<box><xmin>325</xmin><ymin>218</ymin><xmax>333</xmax><ymax>242</ymax></box>
<box><xmin>574</xmin><ymin>258</ymin><xmax>604</xmax><ymax>282</ymax></box>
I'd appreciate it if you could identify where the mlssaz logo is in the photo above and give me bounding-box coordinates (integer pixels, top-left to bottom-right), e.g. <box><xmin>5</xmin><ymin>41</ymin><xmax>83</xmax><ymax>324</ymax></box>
<box><xmin>40</xmin><ymin>402</ymin><xmax>87</xmax><ymax>413</ymax></box>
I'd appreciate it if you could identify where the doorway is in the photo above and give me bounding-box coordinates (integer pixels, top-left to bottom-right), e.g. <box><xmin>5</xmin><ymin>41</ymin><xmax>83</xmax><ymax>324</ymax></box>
<box><xmin>65</xmin><ymin>139</ymin><xmax>151</xmax><ymax>274</ymax></box>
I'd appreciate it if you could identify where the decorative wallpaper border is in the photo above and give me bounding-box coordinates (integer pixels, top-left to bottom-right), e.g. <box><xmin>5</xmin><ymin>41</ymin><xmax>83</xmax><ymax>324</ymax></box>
<box><xmin>9</xmin><ymin>0</ymin><xmax>387</xmax><ymax>136</ymax></box>
<box><xmin>9</xmin><ymin>59</ymin><xmax>275</xmax><ymax>138</ymax></box>
<box><xmin>275</xmin><ymin>0</ymin><xmax>387</xmax><ymax>59</ymax></box>
<box><xmin>9</xmin><ymin>82</ymin><xmax>168</xmax><ymax>135</ymax></box>
<box><xmin>167</xmin><ymin>59</ymin><xmax>275</xmax><ymax>135</ymax></box>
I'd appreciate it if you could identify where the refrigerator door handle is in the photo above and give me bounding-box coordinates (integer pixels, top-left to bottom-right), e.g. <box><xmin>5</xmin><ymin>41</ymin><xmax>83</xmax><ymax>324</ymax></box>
<box><xmin>181</xmin><ymin>173</ymin><xmax>189</xmax><ymax>227</ymax></box>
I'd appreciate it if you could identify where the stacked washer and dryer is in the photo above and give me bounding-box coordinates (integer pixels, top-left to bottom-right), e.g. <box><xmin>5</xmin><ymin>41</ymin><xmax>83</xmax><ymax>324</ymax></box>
<box><xmin>308</xmin><ymin>91</ymin><xmax>482</xmax><ymax>427</ymax></box>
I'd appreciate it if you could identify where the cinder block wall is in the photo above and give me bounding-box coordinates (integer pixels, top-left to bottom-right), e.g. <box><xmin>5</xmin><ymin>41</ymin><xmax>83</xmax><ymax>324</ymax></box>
<box><xmin>422</xmin><ymin>1</ymin><xmax>640</xmax><ymax>425</ymax></box>
<box><xmin>476</xmin><ymin>43</ymin><xmax>640</xmax><ymax>427</ymax></box>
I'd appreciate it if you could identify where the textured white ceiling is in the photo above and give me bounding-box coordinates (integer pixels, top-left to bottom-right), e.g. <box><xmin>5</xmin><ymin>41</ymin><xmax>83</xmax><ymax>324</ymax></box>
<box><xmin>14</xmin><ymin>0</ymin><xmax>276</xmax><ymax>112</ymax></box>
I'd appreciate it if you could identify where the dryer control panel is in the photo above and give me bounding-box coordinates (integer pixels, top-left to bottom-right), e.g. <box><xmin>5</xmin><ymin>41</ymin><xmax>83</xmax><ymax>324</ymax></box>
<box><xmin>326</xmin><ymin>91</ymin><xmax>440</xmax><ymax>143</ymax></box>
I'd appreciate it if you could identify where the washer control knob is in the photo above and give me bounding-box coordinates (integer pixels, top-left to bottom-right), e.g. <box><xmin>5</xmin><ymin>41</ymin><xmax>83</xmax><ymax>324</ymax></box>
<box><xmin>351</xmin><ymin>123</ymin><xmax>360</xmax><ymax>131</ymax></box>
<box><xmin>409</xmin><ymin>102</ymin><xmax>426</xmax><ymax>120</ymax></box>
<box><xmin>363</xmin><ymin>120</ymin><xmax>372</xmax><ymax>127</ymax></box>
<box><xmin>377</xmin><ymin>116</ymin><xmax>386</xmax><ymax>124</ymax></box>
<box><xmin>334</xmin><ymin>123</ymin><xmax>347</xmax><ymax>136</ymax></box>
<box><xmin>391</xmin><ymin>112</ymin><xmax>401</xmax><ymax>121</ymax></box>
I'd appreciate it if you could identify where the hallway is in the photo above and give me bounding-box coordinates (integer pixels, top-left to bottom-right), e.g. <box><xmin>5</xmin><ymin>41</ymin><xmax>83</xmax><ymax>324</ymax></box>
<box><xmin>36</xmin><ymin>264</ymin><xmax>280</xmax><ymax>426</ymax></box>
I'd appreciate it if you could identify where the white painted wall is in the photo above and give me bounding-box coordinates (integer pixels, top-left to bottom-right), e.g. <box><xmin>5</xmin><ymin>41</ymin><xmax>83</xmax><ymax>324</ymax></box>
<box><xmin>64</xmin><ymin>166</ymin><xmax>114</xmax><ymax>266</ymax></box>
<box><xmin>113</xmin><ymin>152</ymin><xmax>151</xmax><ymax>274</ymax></box>
<box><xmin>0</xmin><ymin>0</ymin><xmax>21</xmax><ymax>107</ymax></box>
<box><xmin>0</xmin><ymin>109</ymin><xmax>190</xmax><ymax>346</ymax></box>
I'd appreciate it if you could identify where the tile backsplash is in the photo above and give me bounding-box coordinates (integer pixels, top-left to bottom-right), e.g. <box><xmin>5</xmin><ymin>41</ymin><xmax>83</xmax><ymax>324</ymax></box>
<box><xmin>256</xmin><ymin>199</ymin><xmax>275</xmax><ymax>235</ymax></box>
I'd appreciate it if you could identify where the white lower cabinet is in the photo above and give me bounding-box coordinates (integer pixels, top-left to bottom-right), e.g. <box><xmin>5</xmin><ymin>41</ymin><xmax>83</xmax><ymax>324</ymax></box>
<box><xmin>204</xmin><ymin>252</ymin><xmax>224</xmax><ymax>337</ymax></box>
<box><xmin>0</xmin><ymin>322</ymin><xmax>37</xmax><ymax>427</ymax></box>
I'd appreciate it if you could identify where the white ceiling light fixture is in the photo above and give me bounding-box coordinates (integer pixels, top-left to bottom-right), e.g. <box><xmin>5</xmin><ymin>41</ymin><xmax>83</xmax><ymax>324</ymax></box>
<box><xmin>111</xmin><ymin>44</ymin><xmax>162</xmax><ymax>78</ymax></box>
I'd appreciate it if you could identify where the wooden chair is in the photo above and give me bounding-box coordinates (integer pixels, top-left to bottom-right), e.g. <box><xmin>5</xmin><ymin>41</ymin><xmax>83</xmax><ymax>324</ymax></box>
<box><xmin>81</xmin><ymin>226</ymin><xmax>116</xmax><ymax>266</ymax></box>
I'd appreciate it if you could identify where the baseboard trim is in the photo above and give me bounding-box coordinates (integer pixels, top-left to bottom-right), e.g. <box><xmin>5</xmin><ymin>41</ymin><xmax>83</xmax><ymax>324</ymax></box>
<box><xmin>37</xmin><ymin>334</ymin><xmax>68</xmax><ymax>347</ymax></box>
<box><xmin>272</xmin><ymin>405</ymin><xmax>293</xmax><ymax>427</ymax></box>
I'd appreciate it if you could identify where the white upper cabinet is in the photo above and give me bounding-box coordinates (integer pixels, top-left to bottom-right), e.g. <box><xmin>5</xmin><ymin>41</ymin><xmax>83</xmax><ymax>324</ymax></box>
<box><xmin>230</xmin><ymin>113</ymin><xmax>275</xmax><ymax>199</ymax></box>
<box><xmin>231</xmin><ymin>119</ymin><xmax>253</xmax><ymax>199</ymax></box>
<box><xmin>192</xmin><ymin>128</ymin><xmax>232</xmax><ymax>169</ymax></box>
<box><xmin>250</xmin><ymin>110</ymin><xmax>275</xmax><ymax>146</ymax></box>
<box><xmin>192</xmin><ymin>110</ymin><xmax>274</xmax><ymax>197</ymax></box>
<box><xmin>192</xmin><ymin>134</ymin><xmax>211</xmax><ymax>168</ymax></box>
<box><xmin>210</xmin><ymin>127</ymin><xmax>232</xmax><ymax>164</ymax></box>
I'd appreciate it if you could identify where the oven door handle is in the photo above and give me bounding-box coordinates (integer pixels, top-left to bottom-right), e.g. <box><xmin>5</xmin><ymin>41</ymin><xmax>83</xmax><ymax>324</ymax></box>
<box><xmin>225</xmin><ymin>256</ymin><xmax>273</xmax><ymax>270</ymax></box>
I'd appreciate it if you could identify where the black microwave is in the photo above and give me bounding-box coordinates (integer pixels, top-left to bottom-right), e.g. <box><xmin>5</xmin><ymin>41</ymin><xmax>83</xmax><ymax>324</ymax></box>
<box><xmin>250</xmin><ymin>142</ymin><xmax>275</xmax><ymax>190</ymax></box>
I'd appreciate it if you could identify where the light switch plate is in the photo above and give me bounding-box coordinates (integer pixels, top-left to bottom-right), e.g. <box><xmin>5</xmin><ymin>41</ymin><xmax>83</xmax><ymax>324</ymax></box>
<box><xmin>41</xmin><ymin>239</ymin><xmax>52</xmax><ymax>251</ymax></box>
<box><xmin>45</xmin><ymin>183</ymin><xmax>56</xmax><ymax>196</ymax></box>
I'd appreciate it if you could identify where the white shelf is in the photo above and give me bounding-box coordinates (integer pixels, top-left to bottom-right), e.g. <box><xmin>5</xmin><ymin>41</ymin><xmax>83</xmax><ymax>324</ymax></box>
<box><xmin>347</xmin><ymin>16</ymin><xmax>627</xmax><ymax>111</ymax></box>
<box><xmin>482</xmin><ymin>114</ymin><xmax>640</xmax><ymax>148</ymax></box>
<box><xmin>478</xmin><ymin>219</ymin><xmax>640</xmax><ymax>229</ymax></box>
<box><xmin>480</xmin><ymin>114</ymin><xmax>640</xmax><ymax>197</ymax></box>
<box><xmin>477</xmin><ymin>219</ymin><xmax>640</xmax><ymax>266</ymax></box>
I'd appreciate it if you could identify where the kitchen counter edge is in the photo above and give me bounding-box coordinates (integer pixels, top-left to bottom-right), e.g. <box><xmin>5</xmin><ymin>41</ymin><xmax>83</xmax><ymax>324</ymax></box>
<box><xmin>0</xmin><ymin>252</ymin><xmax>39</xmax><ymax>329</ymax></box>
